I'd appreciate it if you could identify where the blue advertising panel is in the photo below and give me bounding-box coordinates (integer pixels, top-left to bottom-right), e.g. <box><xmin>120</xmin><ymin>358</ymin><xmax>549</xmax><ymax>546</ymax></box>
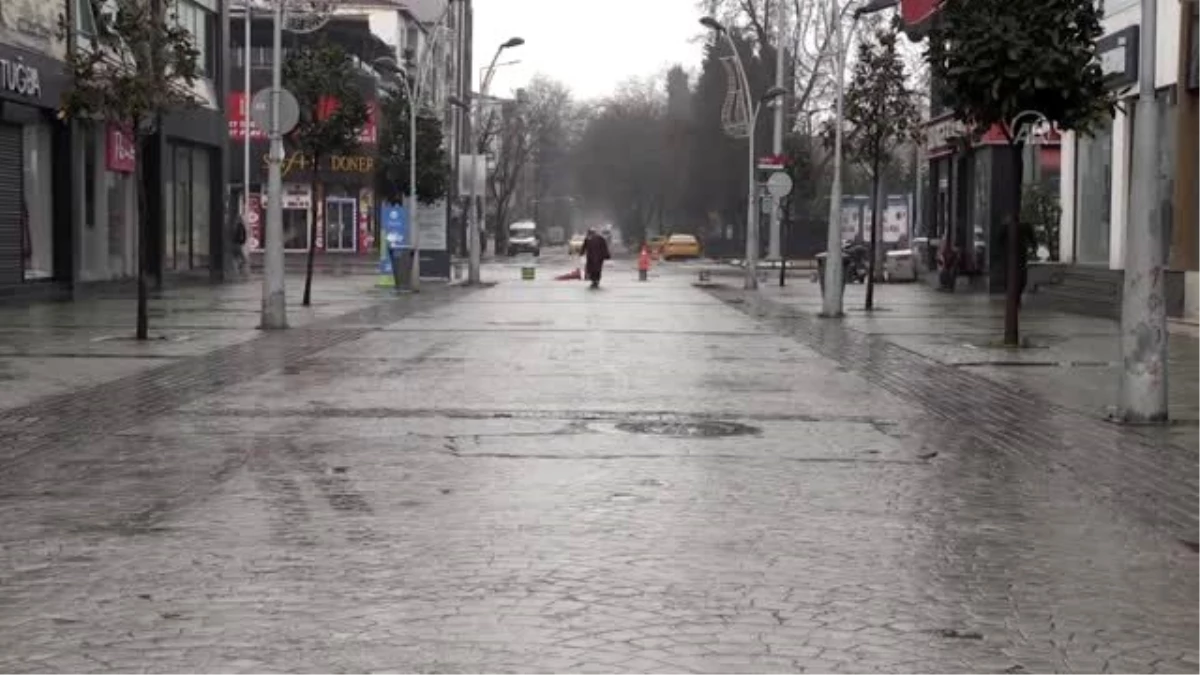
<box><xmin>378</xmin><ymin>203</ymin><xmax>408</xmax><ymax>274</ymax></box>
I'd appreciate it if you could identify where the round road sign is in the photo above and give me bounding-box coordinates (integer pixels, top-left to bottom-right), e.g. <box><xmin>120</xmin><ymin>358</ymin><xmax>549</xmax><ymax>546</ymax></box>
<box><xmin>251</xmin><ymin>88</ymin><xmax>300</xmax><ymax>135</ymax></box>
<box><xmin>765</xmin><ymin>171</ymin><xmax>793</xmax><ymax>198</ymax></box>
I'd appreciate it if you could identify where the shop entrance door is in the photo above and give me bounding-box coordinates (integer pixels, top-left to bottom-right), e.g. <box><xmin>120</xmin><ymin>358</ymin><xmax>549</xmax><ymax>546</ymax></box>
<box><xmin>325</xmin><ymin>198</ymin><xmax>357</xmax><ymax>252</ymax></box>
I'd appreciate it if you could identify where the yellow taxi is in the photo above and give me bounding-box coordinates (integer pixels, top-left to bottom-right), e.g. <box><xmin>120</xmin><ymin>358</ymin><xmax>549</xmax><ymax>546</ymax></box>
<box><xmin>660</xmin><ymin>234</ymin><xmax>701</xmax><ymax>260</ymax></box>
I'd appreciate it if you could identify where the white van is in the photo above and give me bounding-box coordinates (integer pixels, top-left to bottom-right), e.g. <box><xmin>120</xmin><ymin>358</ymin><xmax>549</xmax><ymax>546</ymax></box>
<box><xmin>507</xmin><ymin>220</ymin><xmax>540</xmax><ymax>257</ymax></box>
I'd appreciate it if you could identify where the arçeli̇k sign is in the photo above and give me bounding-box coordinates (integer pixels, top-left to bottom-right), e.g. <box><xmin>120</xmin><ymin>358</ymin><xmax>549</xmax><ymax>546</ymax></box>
<box><xmin>0</xmin><ymin>55</ymin><xmax>41</xmax><ymax>99</ymax></box>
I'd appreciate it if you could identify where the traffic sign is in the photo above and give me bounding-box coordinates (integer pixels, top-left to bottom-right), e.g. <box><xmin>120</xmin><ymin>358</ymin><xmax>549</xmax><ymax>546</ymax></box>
<box><xmin>765</xmin><ymin>171</ymin><xmax>794</xmax><ymax>198</ymax></box>
<box><xmin>757</xmin><ymin>154</ymin><xmax>787</xmax><ymax>170</ymax></box>
<box><xmin>251</xmin><ymin>88</ymin><xmax>300</xmax><ymax>135</ymax></box>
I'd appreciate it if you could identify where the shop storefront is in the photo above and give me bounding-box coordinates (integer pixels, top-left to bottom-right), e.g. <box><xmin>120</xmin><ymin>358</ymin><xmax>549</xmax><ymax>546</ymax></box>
<box><xmin>921</xmin><ymin>113</ymin><xmax>1061</xmax><ymax>292</ymax></box>
<box><xmin>76</xmin><ymin>123</ymin><xmax>138</xmax><ymax>282</ymax></box>
<box><xmin>0</xmin><ymin>42</ymin><xmax>72</xmax><ymax>293</ymax></box>
<box><xmin>1057</xmin><ymin>4</ymin><xmax>1198</xmax><ymax>319</ymax></box>
<box><xmin>228</xmin><ymin>86</ymin><xmax>380</xmax><ymax>259</ymax></box>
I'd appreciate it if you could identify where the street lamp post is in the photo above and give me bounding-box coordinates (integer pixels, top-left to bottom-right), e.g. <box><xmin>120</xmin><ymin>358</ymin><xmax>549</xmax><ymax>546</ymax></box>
<box><xmin>820</xmin><ymin>0</ymin><xmax>898</xmax><ymax>317</ymax></box>
<box><xmin>374</xmin><ymin>6</ymin><xmax>454</xmax><ymax>292</ymax></box>
<box><xmin>451</xmin><ymin>36</ymin><xmax>524</xmax><ymax>286</ymax></box>
<box><xmin>700</xmin><ymin>17</ymin><xmax>787</xmax><ymax>291</ymax></box>
<box><xmin>261</xmin><ymin>0</ymin><xmax>287</xmax><ymax>329</ymax></box>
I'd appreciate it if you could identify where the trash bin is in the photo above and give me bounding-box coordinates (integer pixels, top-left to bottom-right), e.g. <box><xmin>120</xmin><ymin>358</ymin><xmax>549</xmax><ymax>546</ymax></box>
<box><xmin>815</xmin><ymin>252</ymin><xmax>851</xmax><ymax>295</ymax></box>
<box><xmin>390</xmin><ymin>247</ymin><xmax>414</xmax><ymax>290</ymax></box>
<box><xmin>884</xmin><ymin>249</ymin><xmax>917</xmax><ymax>282</ymax></box>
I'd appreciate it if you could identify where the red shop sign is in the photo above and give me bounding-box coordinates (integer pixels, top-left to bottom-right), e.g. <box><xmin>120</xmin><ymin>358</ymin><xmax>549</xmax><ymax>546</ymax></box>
<box><xmin>106</xmin><ymin>124</ymin><xmax>136</xmax><ymax>173</ymax></box>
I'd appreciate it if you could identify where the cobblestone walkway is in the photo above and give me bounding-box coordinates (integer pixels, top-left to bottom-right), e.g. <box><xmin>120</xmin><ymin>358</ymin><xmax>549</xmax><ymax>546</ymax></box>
<box><xmin>705</xmin><ymin>287</ymin><xmax>1198</xmax><ymax>546</ymax></box>
<box><xmin>0</xmin><ymin>265</ymin><xmax>1194</xmax><ymax>673</ymax></box>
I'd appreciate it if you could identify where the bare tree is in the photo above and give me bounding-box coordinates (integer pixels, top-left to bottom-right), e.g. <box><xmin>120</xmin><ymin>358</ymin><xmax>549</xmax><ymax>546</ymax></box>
<box><xmin>475</xmin><ymin>75</ymin><xmax>576</xmax><ymax>251</ymax></box>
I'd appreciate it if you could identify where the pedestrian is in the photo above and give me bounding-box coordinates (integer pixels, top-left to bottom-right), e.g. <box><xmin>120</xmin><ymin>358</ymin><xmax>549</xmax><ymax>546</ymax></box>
<box><xmin>232</xmin><ymin>213</ymin><xmax>248</xmax><ymax>276</ymax></box>
<box><xmin>579</xmin><ymin>228</ymin><xmax>610</xmax><ymax>289</ymax></box>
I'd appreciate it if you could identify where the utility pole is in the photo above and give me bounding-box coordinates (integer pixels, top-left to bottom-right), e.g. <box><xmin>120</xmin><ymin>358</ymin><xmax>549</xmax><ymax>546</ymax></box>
<box><xmin>768</xmin><ymin>0</ymin><xmax>786</xmax><ymax>262</ymax></box>
<box><xmin>821</xmin><ymin>0</ymin><xmax>846</xmax><ymax>317</ymax></box>
<box><xmin>1117</xmin><ymin>0</ymin><xmax>1167</xmax><ymax>422</ymax></box>
<box><xmin>261</xmin><ymin>0</ymin><xmax>287</xmax><ymax>329</ymax></box>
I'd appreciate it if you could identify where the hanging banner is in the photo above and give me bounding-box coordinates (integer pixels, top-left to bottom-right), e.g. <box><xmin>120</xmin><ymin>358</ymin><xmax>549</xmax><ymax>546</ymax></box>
<box><xmin>105</xmin><ymin>124</ymin><xmax>135</xmax><ymax>173</ymax></box>
<box><xmin>247</xmin><ymin>193</ymin><xmax>263</xmax><ymax>250</ymax></box>
<box><xmin>378</xmin><ymin>202</ymin><xmax>408</xmax><ymax>274</ymax></box>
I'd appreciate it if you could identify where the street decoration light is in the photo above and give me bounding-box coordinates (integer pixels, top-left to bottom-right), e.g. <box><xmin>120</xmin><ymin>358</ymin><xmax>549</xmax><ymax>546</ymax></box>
<box><xmin>700</xmin><ymin>17</ymin><xmax>788</xmax><ymax>290</ymax></box>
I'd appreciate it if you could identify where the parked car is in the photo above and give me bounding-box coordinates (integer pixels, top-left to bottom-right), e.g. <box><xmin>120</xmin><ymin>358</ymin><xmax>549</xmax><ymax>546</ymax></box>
<box><xmin>568</xmin><ymin>234</ymin><xmax>586</xmax><ymax>256</ymax></box>
<box><xmin>661</xmin><ymin>234</ymin><xmax>702</xmax><ymax>260</ymax></box>
<box><xmin>647</xmin><ymin>235</ymin><xmax>667</xmax><ymax>254</ymax></box>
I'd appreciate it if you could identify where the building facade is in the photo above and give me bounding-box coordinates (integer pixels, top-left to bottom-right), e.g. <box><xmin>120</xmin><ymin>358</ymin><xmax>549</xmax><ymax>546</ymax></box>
<box><xmin>0</xmin><ymin>0</ymin><xmax>228</xmax><ymax>300</ymax></box>
<box><xmin>900</xmin><ymin>0</ymin><xmax>1062</xmax><ymax>293</ymax></box>
<box><xmin>0</xmin><ymin>0</ymin><xmax>73</xmax><ymax>296</ymax></box>
<box><xmin>1058</xmin><ymin>0</ymin><xmax>1198</xmax><ymax>319</ymax></box>
<box><xmin>229</xmin><ymin>13</ymin><xmax>386</xmax><ymax>262</ymax></box>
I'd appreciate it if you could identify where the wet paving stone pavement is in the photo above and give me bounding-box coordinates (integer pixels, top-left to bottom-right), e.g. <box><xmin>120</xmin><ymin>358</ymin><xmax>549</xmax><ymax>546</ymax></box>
<box><xmin>0</xmin><ymin>263</ymin><xmax>1195</xmax><ymax>673</ymax></box>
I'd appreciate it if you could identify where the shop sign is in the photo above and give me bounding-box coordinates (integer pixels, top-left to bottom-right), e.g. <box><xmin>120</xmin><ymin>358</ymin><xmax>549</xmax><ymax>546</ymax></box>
<box><xmin>264</xmin><ymin>152</ymin><xmax>376</xmax><ymax>179</ymax></box>
<box><xmin>106</xmin><ymin>124</ymin><xmax>136</xmax><ymax>173</ymax></box>
<box><xmin>1097</xmin><ymin>26</ymin><xmax>1139</xmax><ymax>91</ymax></box>
<box><xmin>0</xmin><ymin>54</ymin><xmax>41</xmax><ymax>99</ymax></box>
<box><xmin>925</xmin><ymin>116</ymin><xmax>969</xmax><ymax>151</ymax></box>
<box><xmin>281</xmin><ymin>183</ymin><xmax>311</xmax><ymax>209</ymax></box>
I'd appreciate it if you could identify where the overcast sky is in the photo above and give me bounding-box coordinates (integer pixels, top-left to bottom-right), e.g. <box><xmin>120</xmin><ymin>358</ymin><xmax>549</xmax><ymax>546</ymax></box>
<box><xmin>472</xmin><ymin>0</ymin><xmax>705</xmax><ymax>102</ymax></box>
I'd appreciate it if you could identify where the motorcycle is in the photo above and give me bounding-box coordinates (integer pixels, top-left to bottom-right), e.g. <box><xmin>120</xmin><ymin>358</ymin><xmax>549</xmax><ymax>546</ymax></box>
<box><xmin>812</xmin><ymin>240</ymin><xmax>871</xmax><ymax>286</ymax></box>
<box><xmin>842</xmin><ymin>241</ymin><xmax>870</xmax><ymax>284</ymax></box>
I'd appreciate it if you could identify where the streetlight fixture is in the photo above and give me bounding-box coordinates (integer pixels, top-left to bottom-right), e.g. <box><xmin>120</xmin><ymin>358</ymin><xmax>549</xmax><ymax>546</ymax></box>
<box><xmin>371</xmin><ymin>3</ymin><xmax>456</xmax><ymax>292</ymax></box>
<box><xmin>700</xmin><ymin>18</ymin><xmax>788</xmax><ymax>290</ymax></box>
<box><xmin>458</xmin><ymin>36</ymin><xmax>524</xmax><ymax>286</ymax></box>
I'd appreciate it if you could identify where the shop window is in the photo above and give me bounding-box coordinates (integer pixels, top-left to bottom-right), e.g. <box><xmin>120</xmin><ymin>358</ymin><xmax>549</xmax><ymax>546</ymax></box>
<box><xmin>165</xmin><ymin>144</ymin><xmax>214</xmax><ymax>271</ymax></box>
<box><xmin>84</xmin><ymin>128</ymin><xmax>97</xmax><ymax>229</ymax></box>
<box><xmin>1075</xmin><ymin>117</ymin><xmax>1113</xmax><ymax>265</ymax></box>
<box><xmin>76</xmin><ymin>0</ymin><xmax>98</xmax><ymax>36</ymax></box>
<box><xmin>283</xmin><ymin>208</ymin><xmax>309</xmax><ymax>250</ymax></box>
<box><xmin>173</xmin><ymin>0</ymin><xmax>216</xmax><ymax>76</ymax></box>
<box><xmin>1185</xmin><ymin>3</ymin><xmax>1195</xmax><ymax>91</ymax></box>
<box><xmin>191</xmin><ymin>149</ymin><xmax>210</xmax><ymax>267</ymax></box>
<box><xmin>174</xmin><ymin>145</ymin><xmax>191</xmax><ymax>267</ymax></box>
<box><xmin>22</xmin><ymin>123</ymin><xmax>54</xmax><ymax>281</ymax></box>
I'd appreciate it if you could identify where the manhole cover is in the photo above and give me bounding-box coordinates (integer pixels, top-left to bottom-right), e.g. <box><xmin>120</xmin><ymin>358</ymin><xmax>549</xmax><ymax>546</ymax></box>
<box><xmin>614</xmin><ymin>420</ymin><xmax>759</xmax><ymax>438</ymax></box>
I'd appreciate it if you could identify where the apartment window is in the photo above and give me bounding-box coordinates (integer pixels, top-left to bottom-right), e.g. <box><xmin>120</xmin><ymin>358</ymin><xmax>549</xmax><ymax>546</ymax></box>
<box><xmin>174</xmin><ymin>0</ymin><xmax>216</xmax><ymax>75</ymax></box>
<box><xmin>76</xmin><ymin>0</ymin><xmax>98</xmax><ymax>35</ymax></box>
<box><xmin>1190</xmin><ymin>3</ymin><xmax>1200</xmax><ymax>91</ymax></box>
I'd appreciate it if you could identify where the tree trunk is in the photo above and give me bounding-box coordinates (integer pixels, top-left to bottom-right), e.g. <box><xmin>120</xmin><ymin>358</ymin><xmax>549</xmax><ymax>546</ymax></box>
<box><xmin>1004</xmin><ymin>142</ymin><xmax>1024</xmax><ymax>346</ymax></box>
<box><xmin>302</xmin><ymin>159</ymin><xmax>319</xmax><ymax>306</ymax></box>
<box><xmin>865</xmin><ymin>159</ymin><xmax>881</xmax><ymax>311</ymax></box>
<box><xmin>135</xmin><ymin>129</ymin><xmax>149</xmax><ymax>341</ymax></box>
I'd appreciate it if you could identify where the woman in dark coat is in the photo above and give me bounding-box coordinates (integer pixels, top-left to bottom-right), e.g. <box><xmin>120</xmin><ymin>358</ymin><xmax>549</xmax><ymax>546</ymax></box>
<box><xmin>580</xmin><ymin>229</ymin><xmax>610</xmax><ymax>289</ymax></box>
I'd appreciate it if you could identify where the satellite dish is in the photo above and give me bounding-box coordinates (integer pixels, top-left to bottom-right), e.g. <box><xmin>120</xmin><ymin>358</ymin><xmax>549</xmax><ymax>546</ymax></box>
<box><xmin>283</xmin><ymin>0</ymin><xmax>334</xmax><ymax>34</ymax></box>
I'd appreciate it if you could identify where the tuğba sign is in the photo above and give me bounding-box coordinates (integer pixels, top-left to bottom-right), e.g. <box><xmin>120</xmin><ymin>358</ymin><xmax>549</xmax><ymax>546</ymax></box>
<box><xmin>0</xmin><ymin>55</ymin><xmax>40</xmax><ymax>98</ymax></box>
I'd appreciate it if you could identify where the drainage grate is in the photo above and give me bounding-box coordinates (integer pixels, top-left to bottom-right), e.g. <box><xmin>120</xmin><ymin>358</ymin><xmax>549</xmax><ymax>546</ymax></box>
<box><xmin>614</xmin><ymin>420</ymin><xmax>760</xmax><ymax>438</ymax></box>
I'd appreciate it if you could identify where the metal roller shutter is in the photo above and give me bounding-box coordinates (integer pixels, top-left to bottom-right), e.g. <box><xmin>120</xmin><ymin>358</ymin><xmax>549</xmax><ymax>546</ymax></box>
<box><xmin>0</xmin><ymin>124</ymin><xmax>23</xmax><ymax>285</ymax></box>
